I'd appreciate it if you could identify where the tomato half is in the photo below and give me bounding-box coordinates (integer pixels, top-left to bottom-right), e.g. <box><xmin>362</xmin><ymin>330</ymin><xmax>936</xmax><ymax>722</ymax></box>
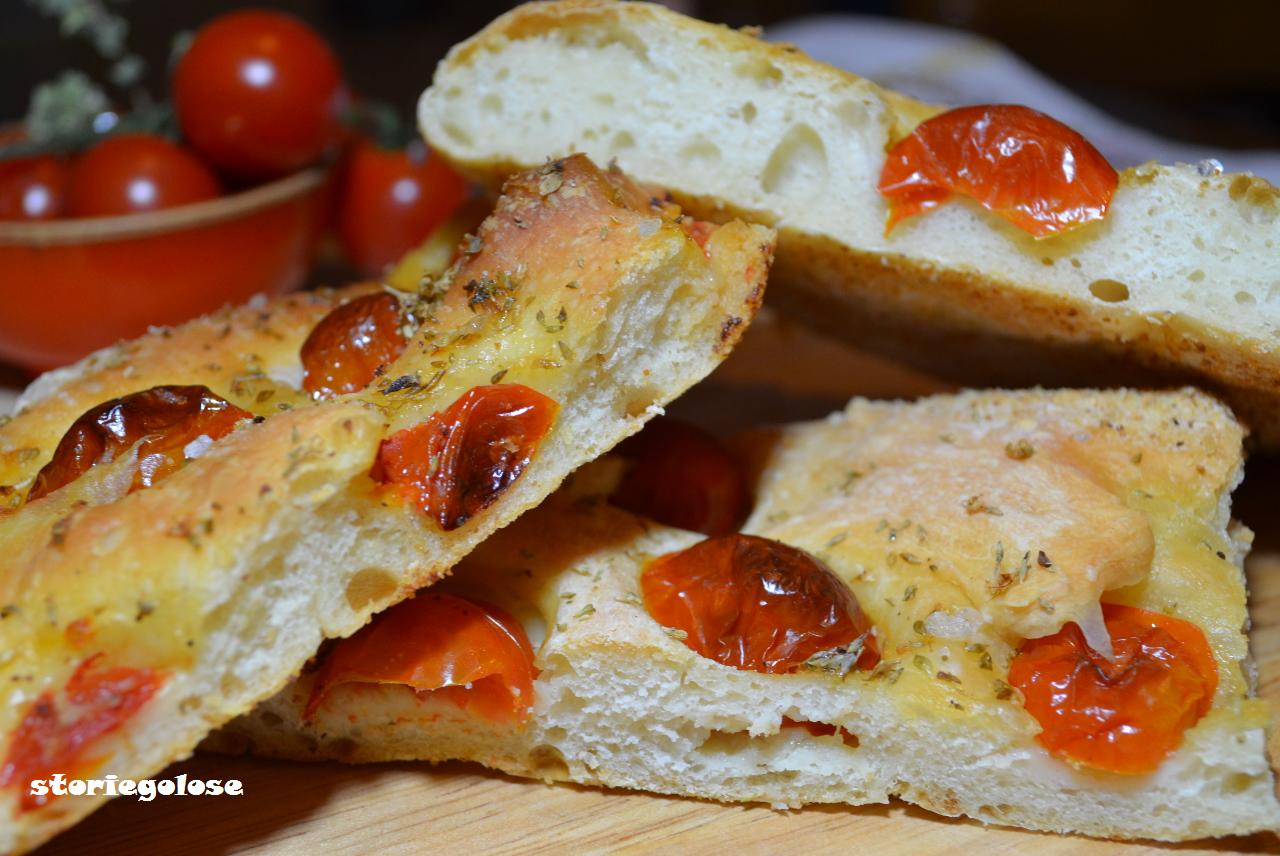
<box><xmin>300</xmin><ymin>292</ymin><xmax>408</xmax><ymax>398</ymax></box>
<box><xmin>610</xmin><ymin>418</ymin><xmax>749</xmax><ymax>536</ymax></box>
<box><xmin>27</xmin><ymin>385</ymin><xmax>252</xmax><ymax>501</ymax></box>
<box><xmin>878</xmin><ymin>104</ymin><xmax>1118</xmax><ymax>237</ymax></box>
<box><xmin>372</xmin><ymin>384</ymin><xmax>558</xmax><ymax>530</ymax></box>
<box><xmin>642</xmin><ymin>534</ymin><xmax>879</xmax><ymax>674</ymax></box>
<box><xmin>338</xmin><ymin>138</ymin><xmax>470</xmax><ymax>276</ymax></box>
<box><xmin>305</xmin><ymin>592</ymin><xmax>536</xmax><ymax>723</ymax></box>
<box><xmin>1007</xmin><ymin>603</ymin><xmax>1217</xmax><ymax>774</ymax></box>
<box><xmin>174</xmin><ymin>9</ymin><xmax>344</xmax><ymax>179</ymax></box>
<box><xmin>0</xmin><ymin>655</ymin><xmax>165</xmax><ymax>811</ymax></box>
<box><xmin>66</xmin><ymin>134</ymin><xmax>221</xmax><ymax>218</ymax></box>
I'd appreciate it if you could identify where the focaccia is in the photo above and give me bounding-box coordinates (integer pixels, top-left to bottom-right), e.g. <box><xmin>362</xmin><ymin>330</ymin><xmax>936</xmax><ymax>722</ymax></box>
<box><xmin>213</xmin><ymin>388</ymin><xmax>1280</xmax><ymax>841</ymax></box>
<box><xmin>0</xmin><ymin>154</ymin><xmax>773</xmax><ymax>854</ymax></box>
<box><xmin>418</xmin><ymin>0</ymin><xmax>1280</xmax><ymax>447</ymax></box>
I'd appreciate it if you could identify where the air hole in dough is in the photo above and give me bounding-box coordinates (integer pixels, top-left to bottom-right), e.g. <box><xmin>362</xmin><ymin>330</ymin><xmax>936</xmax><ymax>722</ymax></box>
<box><xmin>1235</xmin><ymin>291</ymin><xmax>1256</xmax><ymax>305</ymax></box>
<box><xmin>611</xmin><ymin>130</ymin><xmax>636</xmax><ymax>154</ymax></box>
<box><xmin>680</xmin><ymin>138</ymin><xmax>722</xmax><ymax>164</ymax></box>
<box><xmin>1088</xmin><ymin>279</ymin><xmax>1130</xmax><ymax>303</ymax></box>
<box><xmin>761</xmin><ymin>124</ymin><xmax>829</xmax><ymax>197</ymax></box>
<box><xmin>735</xmin><ymin>57</ymin><xmax>784</xmax><ymax>86</ymax></box>
<box><xmin>345</xmin><ymin>567</ymin><xmax>399</xmax><ymax>611</ymax></box>
<box><xmin>481</xmin><ymin>94</ymin><xmax>502</xmax><ymax>114</ymax></box>
<box><xmin>741</xmin><ymin>102</ymin><xmax>758</xmax><ymax>123</ymax></box>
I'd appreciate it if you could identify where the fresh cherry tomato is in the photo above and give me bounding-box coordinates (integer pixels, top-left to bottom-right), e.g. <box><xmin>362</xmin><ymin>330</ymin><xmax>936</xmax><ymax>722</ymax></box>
<box><xmin>27</xmin><ymin>385</ymin><xmax>252</xmax><ymax>501</ymax></box>
<box><xmin>641</xmin><ymin>534</ymin><xmax>879</xmax><ymax>674</ymax></box>
<box><xmin>174</xmin><ymin>9</ymin><xmax>344</xmax><ymax>179</ymax></box>
<box><xmin>338</xmin><ymin>139</ymin><xmax>470</xmax><ymax>275</ymax></box>
<box><xmin>65</xmin><ymin>134</ymin><xmax>221</xmax><ymax>218</ymax></box>
<box><xmin>373</xmin><ymin>384</ymin><xmax>558</xmax><ymax>530</ymax></box>
<box><xmin>878</xmin><ymin>104</ymin><xmax>1118</xmax><ymax>237</ymax></box>
<box><xmin>1007</xmin><ymin>603</ymin><xmax>1217</xmax><ymax>774</ymax></box>
<box><xmin>610</xmin><ymin>418</ymin><xmax>749</xmax><ymax>536</ymax></box>
<box><xmin>305</xmin><ymin>592</ymin><xmax>536</xmax><ymax>723</ymax></box>
<box><xmin>0</xmin><ymin>655</ymin><xmax>164</xmax><ymax>811</ymax></box>
<box><xmin>300</xmin><ymin>292</ymin><xmax>408</xmax><ymax>398</ymax></box>
<box><xmin>0</xmin><ymin>154</ymin><xmax>67</xmax><ymax>220</ymax></box>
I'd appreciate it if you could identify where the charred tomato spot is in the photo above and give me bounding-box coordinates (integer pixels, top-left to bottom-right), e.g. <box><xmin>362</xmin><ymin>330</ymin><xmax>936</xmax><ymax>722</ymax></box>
<box><xmin>27</xmin><ymin>385</ymin><xmax>251</xmax><ymax>501</ymax></box>
<box><xmin>372</xmin><ymin>384</ymin><xmax>558</xmax><ymax>530</ymax></box>
<box><xmin>641</xmin><ymin>534</ymin><xmax>879</xmax><ymax>674</ymax></box>
<box><xmin>301</xmin><ymin>292</ymin><xmax>408</xmax><ymax>399</ymax></box>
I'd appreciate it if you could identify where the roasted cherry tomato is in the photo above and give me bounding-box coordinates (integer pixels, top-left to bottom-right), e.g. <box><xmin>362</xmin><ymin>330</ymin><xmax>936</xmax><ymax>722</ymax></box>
<box><xmin>642</xmin><ymin>534</ymin><xmax>879</xmax><ymax>674</ymax></box>
<box><xmin>65</xmin><ymin>133</ymin><xmax>221</xmax><ymax>218</ymax></box>
<box><xmin>27</xmin><ymin>385</ymin><xmax>251</xmax><ymax>501</ymax></box>
<box><xmin>0</xmin><ymin>655</ymin><xmax>164</xmax><ymax>810</ymax></box>
<box><xmin>300</xmin><ymin>292</ymin><xmax>408</xmax><ymax>398</ymax></box>
<box><xmin>373</xmin><ymin>384</ymin><xmax>558</xmax><ymax>530</ymax></box>
<box><xmin>0</xmin><ymin>153</ymin><xmax>67</xmax><ymax>220</ymax></box>
<box><xmin>174</xmin><ymin>9</ymin><xmax>344</xmax><ymax>179</ymax></box>
<box><xmin>878</xmin><ymin>104</ymin><xmax>1118</xmax><ymax>237</ymax></box>
<box><xmin>338</xmin><ymin>138</ymin><xmax>470</xmax><ymax>276</ymax></box>
<box><xmin>610</xmin><ymin>417</ymin><xmax>749</xmax><ymax>536</ymax></box>
<box><xmin>305</xmin><ymin>592</ymin><xmax>536</xmax><ymax>723</ymax></box>
<box><xmin>1007</xmin><ymin>603</ymin><xmax>1217</xmax><ymax>774</ymax></box>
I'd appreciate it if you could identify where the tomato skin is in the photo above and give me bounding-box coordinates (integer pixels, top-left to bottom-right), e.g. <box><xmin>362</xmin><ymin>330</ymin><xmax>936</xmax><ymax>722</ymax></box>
<box><xmin>878</xmin><ymin>104</ymin><xmax>1118</xmax><ymax>237</ymax></box>
<box><xmin>0</xmin><ymin>655</ymin><xmax>164</xmax><ymax>811</ymax></box>
<box><xmin>641</xmin><ymin>534</ymin><xmax>879</xmax><ymax>674</ymax></box>
<box><xmin>174</xmin><ymin>10</ymin><xmax>344</xmax><ymax>179</ymax></box>
<box><xmin>1007</xmin><ymin>603</ymin><xmax>1217</xmax><ymax>774</ymax></box>
<box><xmin>305</xmin><ymin>592</ymin><xmax>536</xmax><ymax>723</ymax></box>
<box><xmin>66</xmin><ymin>134</ymin><xmax>221</xmax><ymax>218</ymax></box>
<box><xmin>338</xmin><ymin>139</ymin><xmax>470</xmax><ymax>275</ymax></box>
<box><xmin>300</xmin><ymin>292</ymin><xmax>408</xmax><ymax>398</ymax></box>
<box><xmin>27</xmin><ymin>385</ymin><xmax>252</xmax><ymax>501</ymax></box>
<box><xmin>372</xmin><ymin>384</ymin><xmax>558</xmax><ymax>530</ymax></box>
<box><xmin>610</xmin><ymin>418</ymin><xmax>749</xmax><ymax>536</ymax></box>
<box><xmin>0</xmin><ymin>154</ymin><xmax>67</xmax><ymax>220</ymax></box>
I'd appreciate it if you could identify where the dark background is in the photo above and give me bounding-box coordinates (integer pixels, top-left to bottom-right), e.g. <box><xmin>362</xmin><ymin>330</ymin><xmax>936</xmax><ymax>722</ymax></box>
<box><xmin>3</xmin><ymin>0</ymin><xmax>1278</xmax><ymax>151</ymax></box>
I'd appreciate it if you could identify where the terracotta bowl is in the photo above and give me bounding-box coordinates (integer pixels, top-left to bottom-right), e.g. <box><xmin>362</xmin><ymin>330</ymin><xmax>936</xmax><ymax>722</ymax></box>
<box><xmin>0</xmin><ymin>166</ymin><xmax>330</xmax><ymax>372</ymax></box>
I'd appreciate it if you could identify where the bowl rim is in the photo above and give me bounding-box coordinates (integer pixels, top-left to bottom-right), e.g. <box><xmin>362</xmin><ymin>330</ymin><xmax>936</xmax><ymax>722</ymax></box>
<box><xmin>0</xmin><ymin>165</ymin><xmax>328</xmax><ymax>247</ymax></box>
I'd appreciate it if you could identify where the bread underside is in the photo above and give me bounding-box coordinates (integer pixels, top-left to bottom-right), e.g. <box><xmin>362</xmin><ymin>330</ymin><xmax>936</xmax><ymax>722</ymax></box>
<box><xmin>213</xmin><ymin>388</ymin><xmax>1280</xmax><ymax>842</ymax></box>
<box><xmin>0</xmin><ymin>156</ymin><xmax>773</xmax><ymax>854</ymax></box>
<box><xmin>418</xmin><ymin>0</ymin><xmax>1280</xmax><ymax>448</ymax></box>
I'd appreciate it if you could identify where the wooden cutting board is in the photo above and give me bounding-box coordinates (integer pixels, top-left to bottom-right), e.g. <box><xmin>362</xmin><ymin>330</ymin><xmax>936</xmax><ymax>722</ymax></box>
<box><xmin>33</xmin><ymin>312</ymin><xmax>1280</xmax><ymax>855</ymax></box>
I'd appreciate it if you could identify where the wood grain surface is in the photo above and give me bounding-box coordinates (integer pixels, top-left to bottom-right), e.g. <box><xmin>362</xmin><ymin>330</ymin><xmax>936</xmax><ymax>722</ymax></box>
<box><xmin>28</xmin><ymin>312</ymin><xmax>1280</xmax><ymax>855</ymax></box>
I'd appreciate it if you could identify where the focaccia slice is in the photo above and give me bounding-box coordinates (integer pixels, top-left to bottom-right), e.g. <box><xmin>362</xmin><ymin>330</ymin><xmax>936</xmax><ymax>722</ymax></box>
<box><xmin>215</xmin><ymin>388</ymin><xmax>1280</xmax><ymax>841</ymax></box>
<box><xmin>0</xmin><ymin>154</ymin><xmax>773</xmax><ymax>854</ymax></box>
<box><xmin>419</xmin><ymin>0</ymin><xmax>1280</xmax><ymax>447</ymax></box>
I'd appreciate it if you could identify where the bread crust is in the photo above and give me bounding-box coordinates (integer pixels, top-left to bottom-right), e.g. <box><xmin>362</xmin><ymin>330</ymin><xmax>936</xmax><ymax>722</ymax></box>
<box><xmin>214</xmin><ymin>387</ymin><xmax>1280</xmax><ymax>841</ymax></box>
<box><xmin>0</xmin><ymin>154</ymin><xmax>774</xmax><ymax>853</ymax></box>
<box><xmin>419</xmin><ymin>0</ymin><xmax>1280</xmax><ymax>446</ymax></box>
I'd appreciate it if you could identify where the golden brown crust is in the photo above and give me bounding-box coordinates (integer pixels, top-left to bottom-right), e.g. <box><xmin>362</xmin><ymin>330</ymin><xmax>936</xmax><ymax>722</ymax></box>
<box><xmin>0</xmin><ymin>153</ymin><xmax>773</xmax><ymax>853</ymax></box>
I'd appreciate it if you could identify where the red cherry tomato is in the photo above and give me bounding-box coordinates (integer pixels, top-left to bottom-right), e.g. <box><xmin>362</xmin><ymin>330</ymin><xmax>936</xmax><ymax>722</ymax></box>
<box><xmin>610</xmin><ymin>417</ymin><xmax>749</xmax><ymax>536</ymax></box>
<box><xmin>0</xmin><ymin>655</ymin><xmax>165</xmax><ymax>811</ymax></box>
<box><xmin>641</xmin><ymin>534</ymin><xmax>880</xmax><ymax>674</ymax></box>
<box><xmin>0</xmin><ymin>154</ymin><xmax>68</xmax><ymax>220</ymax></box>
<box><xmin>66</xmin><ymin>134</ymin><xmax>221</xmax><ymax>218</ymax></box>
<box><xmin>305</xmin><ymin>592</ymin><xmax>536</xmax><ymax>723</ymax></box>
<box><xmin>27</xmin><ymin>385</ymin><xmax>252</xmax><ymax>501</ymax></box>
<box><xmin>174</xmin><ymin>10</ymin><xmax>344</xmax><ymax>179</ymax></box>
<box><xmin>1007</xmin><ymin>603</ymin><xmax>1217</xmax><ymax>774</ymax></box>
<box><xmin>373</xmin><ymin>384</ymin><xmax>559</xmax><ymax>530</ymax></box>
<box><xmin>878</xmin><ymin>104</ymin><xmax>1118</xmax><ymax>237</ymax></box>
<box><xmin>338</xmin><ymin>139</ymin><xmax>470</xmax><ymax>275</ymax></box>
<box><xmin>300</xmin><ymin>292</ymin><xmax>408</xmax><ymax>398</ymax></box>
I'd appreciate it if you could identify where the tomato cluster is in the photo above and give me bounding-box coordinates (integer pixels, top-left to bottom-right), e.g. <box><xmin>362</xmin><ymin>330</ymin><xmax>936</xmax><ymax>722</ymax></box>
<box><xmin>1</xmin><ymin>9</ymin><xmax>468</xmax><ymax>275</ymax></box>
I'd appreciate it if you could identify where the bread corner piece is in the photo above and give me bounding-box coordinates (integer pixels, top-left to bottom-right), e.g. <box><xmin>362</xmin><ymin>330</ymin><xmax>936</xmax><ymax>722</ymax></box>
<box><xmin>0</xmin><ymin>154</ymin><xmax>773</xmax><ymax>854</ymax></box>
<box><xmin>420</xmin><ymin>0</ymin><xmax>1280</xmax><ymax>448</ymax></box>
<box><xmin>214</xmin><ymin>387</ymin><xmax>1280</xmax><ymax>842</ymax></box>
